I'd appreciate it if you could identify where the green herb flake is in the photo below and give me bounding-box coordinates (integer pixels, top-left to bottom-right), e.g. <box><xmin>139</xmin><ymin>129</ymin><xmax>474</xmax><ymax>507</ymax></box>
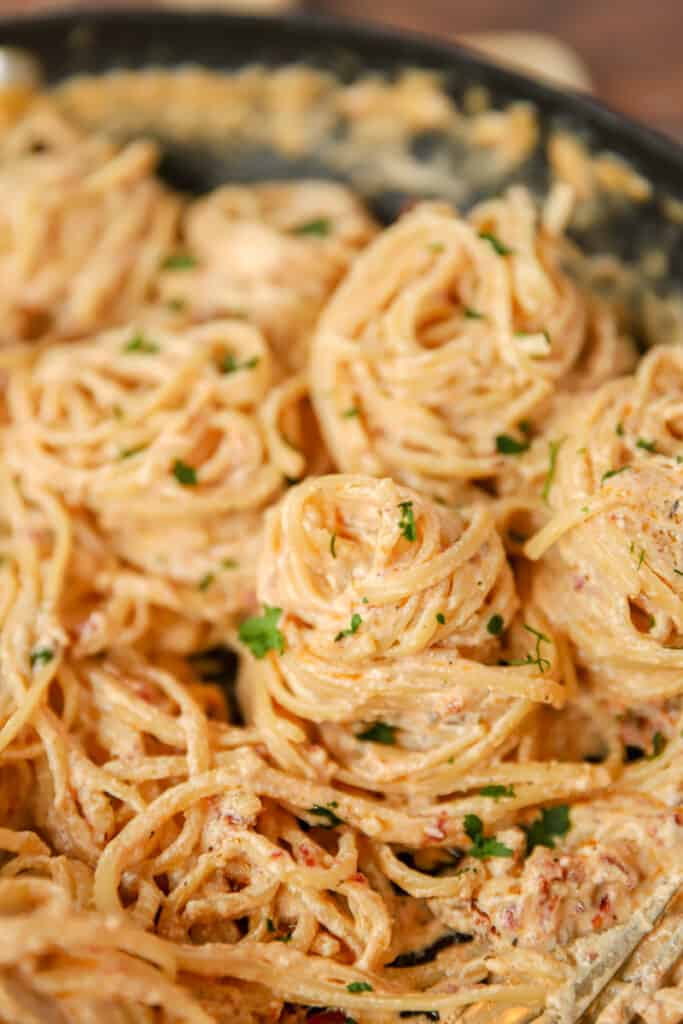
<box><xmin>616</xmin><ymin>422</ymin><xmax>624</xmax><ymax>436</ymax></box>
<box><xmin>647</xmin><ymin>731</ymin><xmax>666</xmax><ymax>759</ymax></box>
<box><xmin>436</xmin><ymin>612</ymin><xmax>446</xmax><ymax>625</ymax></box>
<box><xmin>464</xmin><ymin>307</ymin><xmax>485</xmax><ymax>320</ymax></box>
<box><xmin>495</xmin><ymin>434</ymin><xmax>529</xmax><ymax>455</ymax></box>
<box><xmin>357</xmin><ymin>721</ymin><xmax>396</xmax><ymax>745</ymax></box>
<box><xmin>330</xmin><ymin>533</ymin><xmax>337</xmax><ymax>558</ymax></box>
<box><xmin>172</xmin><ymin>459</ymin><xmax>197</xmax><ymax>486</ymax></box>
<box><xmin>292</xmin><ymin>217</ymin><xmax>331</xmax><ymax>237</ymax></box>
<box><xmin>123</xmin><ymin>332</ymin><xmax>159</xmax><ymax>355</ymax></box>
<box><xmin>238</xmin><ymin>605</ymin><xmax>285</xmax><ymax>658</ymax></box>
<box><xmin>486</xmin><ymin>614</ymin><xmax>504</xmax><ymax>636</ymax></box>
<box><xmin>221</xmin><ymin>353</ymin><xmax>259</xmax><ymax>374</ymax></box>
<box><xmin>30</xmin><ymin>647</ymin><xmax>54</xmax><ymax>668</ymax></box>
<box><xmin>636</xmin><ymin>437</ymin><xmax>657</xmax><ymax>453</ymax></box>
<box><xmin>542</xmin><ymin>438</ymin><xmax>565</xmax><ymax>504</ymax></box>
<box><xmin>397</xmin><ymin>500</ymin><xmax>417</xmax><ymax>542</ymax></box>
<box><xmin>274</xmin><ymin>932</ymin><xmax>292</xmax><ymax>943</ymax></box>
<box><xmin>464</xmin><ymin>813</ymin><xmax>513</xmax><ymax>859</ymax></box>
<box><xmin>162</xmin><ymin>252</ymin><xmax>197</xmax><ymax>270</ymax></box>
<box><xmin>601</xmin><ymin>465</ymin><xmax>631</xmax><ymax>484</ymax></box>
<box><xmin>167</xmin><ymin>297</ymin><xmax>186</xmax><ymax>312</ymax></box>
<box><xmin>198</xmin><ymin>572</ymin><xmax>215</xmax><ymax>592</ymax></box>
<box><xmin>266</xmin><ymin>918</ymin><xmax>275</xmax><ymax>932</ymax></box>
<box><xmin>509</xmin><ymin>623</ymin><xmax>551</xmax><ymax>673</ymax></box>
<box><xmin>522</xmin><ymin>804</ymin><xmax>570</xmax><ymax>856</ymax></box>
<box><xmin>479</xmin><ymin>784</ymin><xmax>515</xmax><ymax>800</ymax></box>
<box><xmin>428</xmin><ymin>242</ymin><xmax>445</xmax><ymax>253</ymax></box>
<box><xmin>479</xmin><ymin>231</ymin><xmax>512</xmax><ymax>256</ymax></box>
<box><xmin>347</xmin><ymin>982</ymin><xmax>373</xmax><ymax>994</ymax></box>
<box><xmin>335</xmin><ymin>613</ymin><xmax>362</xmax><ymax>642</ymax></box>
<box><xmin>308</xmin><ymin>803</ymin><xmax>343</xmax><ymax>828</ymax></box>
<box><xmin>674</xmin><ymin>568</ymin><xmax>683</xmax><ymax>577</ymax></box>
<box><xmin>221</xmin><ymin>558</ymin><xmax>239</xmax><ymax>570</ymax></box>
<box><xmin>119</xmin><ymin>445</ymin><xmax>146</xmax><ymax>460</ymax></box>
<box><xmin>342</xmin><ymin>407</ymin><xmax>360</xmax><ymax>418</ymax></box>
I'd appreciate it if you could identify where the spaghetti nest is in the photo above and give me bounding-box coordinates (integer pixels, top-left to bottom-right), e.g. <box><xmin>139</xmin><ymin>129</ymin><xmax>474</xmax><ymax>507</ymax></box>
<box><xmin>157</xmin><ymin>180</ymin><xmax>378</xmax><ymax>370</ymax></box>
<box><xmin>0</xmin><ymin>106</ymin><xmax>179</xmax><ymax>343</ymax></box>
<box><xmin>311</xmin><ymin>186</ymin><xmax>635</xmax><ymax>502</ymax></box>
<box><xmin>1</xmin><ymin>317</ymin><xmax>318</xmax><ymax>630</ymax></box>
<box><xmin>241</xmin><ymin>474</ymin><xmax>610</xmax><ymax>810</ymax></box>
<box><xmin>527</xmin><ymin>345</ymin><xmax>683</xmax><ymax>704</ymax></box>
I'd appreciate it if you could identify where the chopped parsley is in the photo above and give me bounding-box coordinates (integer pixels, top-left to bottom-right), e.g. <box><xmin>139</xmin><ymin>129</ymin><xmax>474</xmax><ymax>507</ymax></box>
<box><xmin>674</xmin><ymin>568</ymin><xmax>683</xmax><ymax>577</ymax></box>
<box><xmin>167</xmin><ymin>297</ymin><xmax>186</xmax><ymax>312</ymax></box>
<box><xmin>508</xmin><ymin>624</ymin><xmax>551</xmax><ymax>673</ymax></box>
<box><xmin>357</xmin><ymin>721</ymin><xmax>396</xmax><ymax>745</ymax></box>
<box><xmin>342</xmin><ymin>407</ymin><xmax>360</xmax><ymax>418</ymax></box>
<box><xmin>308</xmin><ymin>803</ymin><xmax>343</xmax><ymax>828</ymax></box>
<box><xmin>335</xmin><ymin>613</ymin><xmax>362</xmax><ymax>642</ymax></box>
<box><xmin>123</xmin><ymin>331</ymin><xmax>159</xmax><ymax>355</ymax></box>
<box><xmin>119</xmin><ymin>445</ymin><xmax>146</xmax><ymax>459</ymax></box>
<box><xmin>428</xmin><ymin>242</ymin><xmax>445</xmax><ymax>253</ymax></box>
<box><xmin>478</xmin><ymin>231</ymin><xmax>512</xmax><ymax>256</ymax></box>
<box><xmin>220</xmin><ymin>353</ymin><xmax>259</xmax><ymax>374</ymax></box>
<box><xmin>172</xmin><ymin>459</ymin><xmax>197</xmax><ymax>486</ymax></box>
<box><xmin>398</xmin><ymin>501</ymin><xmax>417</xmax><ymax>541</ymax></box>
<box><xmin>162</xmin><ymin>252</ymin><xmax>197</xmax><ymax>270</ymax></box>
<box><xmin>266</xmin><ymin>918</ymin><xmax>275</xmax><ymax>932</ymax></box>
<box><xmin>274</xmin><ymin>932</ymin><xmax>292</xmax><ymax>943</ymax></box>
<box><xmin>542</xmin><ymin>438</ymin><xmax>565</xmax><ymax>504</ymax></box>
<box><xmin>464</xmin><ymin>307</ymin><xmax>485</xmax><ymax>320</ymax></box>
<box><xmin>436</xmin><ymin>612</ymin><xmax>446</xmax><ymax>625</ymax></box>
<box><xmin>347</xmin><ymin>982</ymin><xmax>373</xmax><ymax>994</ymax></box>
<box><xmin>486</xmin><ymin>614</ymin><xmax>504</xmax><ymax>636</ymax></box>
<box><xmin>198</xmin><ymin>572</ymin><xmax>214</xmax><ymax>592</ymax></box>
<box><xmin>30</xmin><ymin>647</ymin><xmax>54</xmax><ymax>668</ymax></box>
<box><xmin>601</xmin><ymin>465</ymin><xmax>631</xmax><ymax>484</ymax></box>
<box><xmin>616</xmin><ymin>422</ymin><xmax>624</xmax><ymax>436</ymax></box>
<box><xmin>221</xmin><ymin>558</ymin><xmax>239</xmax><ymax>570</ymax></box>
<box><xmin>292</xmin><ymin>217</ymin><xmax>331</xmax><ymax>237</ymax></box>
<box><xmin>330</xmin><ymin>533</ymin><xmax>337</xmax><ymax>558</ymax></box>
<box><xmin>522</xmin><ymin>804</ymin><xmax>570</xmax><ymax>855</ymax></box>
<box><xmin>495</xmin><ymin>434</ymin><xmax>529</xmax><ymax>455</ymax></box>
<box><xmin>479</xmin><ymin>784</ymin><xmax>515</xmax><ymax>800</ymax></box>
<box><xmin>238</xmin><ymin>605</ymin><xmax>285</xmax><ymax>658</ymax></box>
<box><xmin>647</xmin><ymin>731</ymin><xmax>666</xmax><ymax>759</ymax></box>
<box><xmin>464</xmin><ymin>814</ymin><xmax>513</xmax><ymax>859</ymax></box>
<box><xmin>636</xmin><ymin>437</ymin><xmax>657</xmax><ymax>453</ymax></box>
<box><xmin>519</xmin><ymin>420</ymin><xmax>533</xmax><ymax>436</ymax></box>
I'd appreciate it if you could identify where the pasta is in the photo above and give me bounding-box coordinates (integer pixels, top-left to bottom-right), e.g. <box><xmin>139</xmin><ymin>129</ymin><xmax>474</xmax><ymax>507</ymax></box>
<box><xmin>0</xmin><ymin>74</ymin><xmax>681</xmax><ymax>1024</ymax></box>
<box><xmin>310</xmin><ymin>187</ymin><xmax>635</xmax><ymax>503</ymax></box>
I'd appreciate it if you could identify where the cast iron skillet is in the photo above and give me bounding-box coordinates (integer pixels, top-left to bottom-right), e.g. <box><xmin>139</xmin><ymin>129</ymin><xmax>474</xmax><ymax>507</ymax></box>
<box><xmin>0</xmin><ymin>7</ymin><xmax>682</xmax><ymax>290</ymax></box>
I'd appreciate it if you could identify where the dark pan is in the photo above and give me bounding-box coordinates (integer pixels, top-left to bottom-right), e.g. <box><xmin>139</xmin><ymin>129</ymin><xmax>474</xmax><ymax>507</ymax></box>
<box><xmin>1</xmin><ymin>7</ymin><xmax>682</xmax><ymax>292</ymax></box>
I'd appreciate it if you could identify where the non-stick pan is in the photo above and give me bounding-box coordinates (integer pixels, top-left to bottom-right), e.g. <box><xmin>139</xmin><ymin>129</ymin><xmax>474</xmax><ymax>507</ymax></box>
<box><xmin>0</xmin><ymin>7</ymin><xmax>682</xmax><ymax>296</ymax></box>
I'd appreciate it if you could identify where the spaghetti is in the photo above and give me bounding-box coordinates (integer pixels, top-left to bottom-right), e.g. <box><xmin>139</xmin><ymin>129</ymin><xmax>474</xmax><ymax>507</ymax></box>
<box><xmin>0</xmin><ymin>81</ymin><xmax>681</xmax><ymax>1024</ymax></box>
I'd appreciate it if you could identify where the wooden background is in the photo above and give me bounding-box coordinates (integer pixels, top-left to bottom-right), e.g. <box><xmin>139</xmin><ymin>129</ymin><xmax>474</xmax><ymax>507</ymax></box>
<box><xmin>2</xmin><ymin>1</ymin><xmax>682</xmax><ymax>139</ymax></box>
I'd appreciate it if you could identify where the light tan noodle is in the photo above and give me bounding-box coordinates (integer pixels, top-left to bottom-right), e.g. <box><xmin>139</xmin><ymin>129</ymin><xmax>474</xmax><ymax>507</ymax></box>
<box><xmin>0</xmin><ymin>84</ymin><xmax>681</xmax><ymax>1024</ymax></box>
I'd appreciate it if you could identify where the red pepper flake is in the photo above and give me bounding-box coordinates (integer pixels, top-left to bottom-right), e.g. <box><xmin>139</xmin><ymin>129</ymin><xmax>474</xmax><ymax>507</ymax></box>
<box><xmin>299</xmin><ymin>843</ymin><xmax>317</xmax><ymax>867</ymax></box>
<box><xmin>592</xmin><ymin>913</ymin><xmax>603</xmax><ymax>930</ymax></box>
<box><xmin>349</xmin><ymin>872</ymin><xmax>367</xmax><ymax>884</ymax></box>
<box><xmin>424</xmin><ymin>810</ymin><xmax>449</xmax><ymax>842</ymax></box>
<box><xmin>270</xmin><ymin>850</ymin><xmax>284</xmax><ymax>859</ymax></box>
<box><xmin>599</xmin><ymin>894</ymin><xmax>611</xmax><ymax>913</ymax></box>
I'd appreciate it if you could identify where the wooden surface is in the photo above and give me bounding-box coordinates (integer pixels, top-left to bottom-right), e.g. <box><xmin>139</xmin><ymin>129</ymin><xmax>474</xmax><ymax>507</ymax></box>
<box><xmin>1</xmin><ymin>0</ymin><xmax>682</xmax><ymax>139</ymax></box>
<box><xmin>307</xmin><ymin>1</ymin><xmax>683</xmax><ymax>140</ymax></box>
